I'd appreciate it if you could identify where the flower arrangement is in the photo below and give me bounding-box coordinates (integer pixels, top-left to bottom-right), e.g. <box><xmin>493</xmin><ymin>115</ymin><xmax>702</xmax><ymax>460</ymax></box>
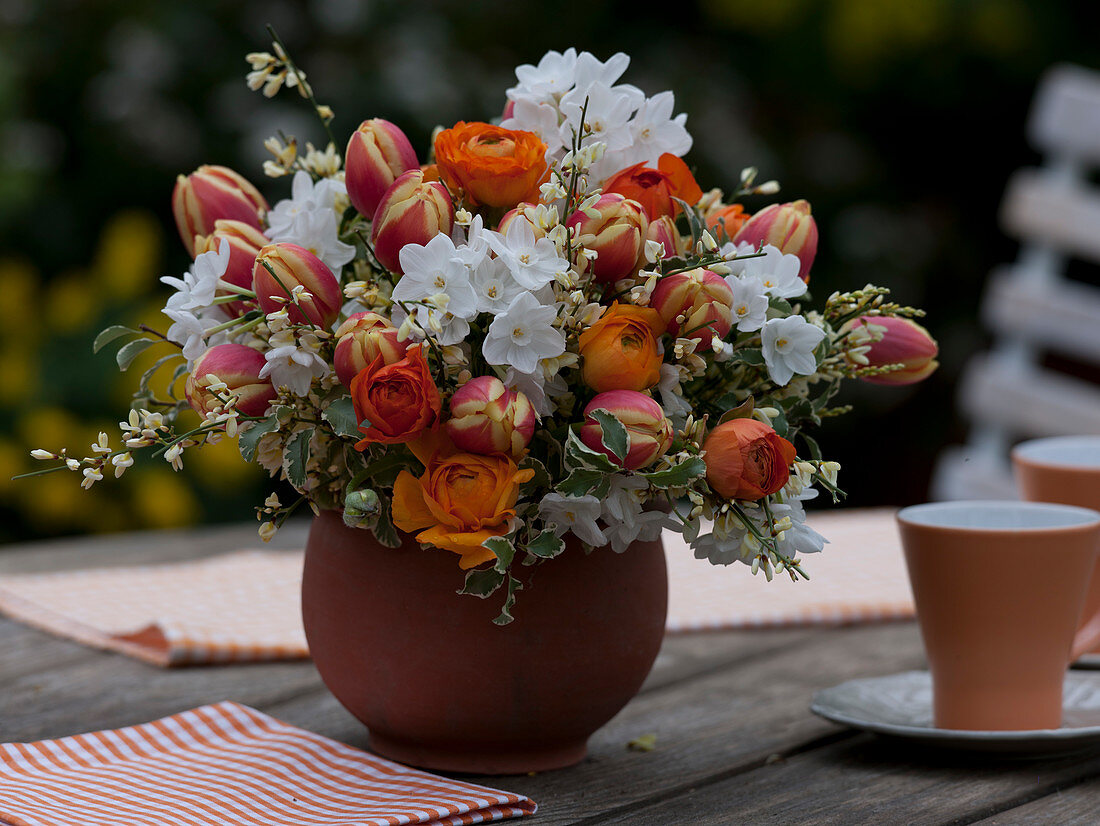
<box><xmin>24</xmin><ymin>40</ymin><xmax>937</xmax><ymax>622</ymax></box>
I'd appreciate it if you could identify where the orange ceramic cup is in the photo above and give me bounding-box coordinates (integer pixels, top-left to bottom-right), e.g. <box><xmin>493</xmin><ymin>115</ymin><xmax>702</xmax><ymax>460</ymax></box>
<box><xmin>897</xmin><ymin>501</ymin><xmax>1100</xmax><ymax>731</ymax></box>
<box><xmin>1013</xmin><ymin>436</ymin><xmax>1100</xmax><ymax>657</ymax></box>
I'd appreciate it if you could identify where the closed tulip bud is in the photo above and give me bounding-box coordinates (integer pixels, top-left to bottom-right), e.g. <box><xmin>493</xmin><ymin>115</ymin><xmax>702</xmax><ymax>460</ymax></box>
<box><xmin>333</xmin><ymin>312</ymin><xmax>411</xmax><ymax>388</ymax></box>
<box><xmin>345</xmin><ymin>118</ymin><xmax>420</xmax><ymax>220</ymax></box>
<box><xmin>252</xmin><ymin>242</ymin><xmax>342</xmax><ymax>328</ymax></box>
<box><xmin>733</xmin><ymin>199</ymin><xmax>818</xmax><ymax>283</ymax></box>
<box><xmin>846</xmin><ymin>316</ymin><xmax>939</xmax><ymax>385</ymax></box>
<box><xmin>646</xmin><ymin>214</ymin><xmax>681</xmax><ymax>260</ymax></box>
<box><xmin>650</xmin><ymin>268</ymin><xmax>734</xmax><ymax>340</ymax></box>
<box><xmin>445</xmin><ymin>375</ymin><xmax>536</xmax><ymax>457</ymax></box>
<box><xmin>580</xmin><ymin>390</ymin><xmax>672</xmax><ymax>471</ymax></box>
<box><xmin>193</xmin><ymin>219</ymin><xmax>267</xmax><ymax>317</ymax></box>
<box><xmin>498</xmin><ymin>202</ymin><xmax>546</xmax><ymax>240</ymax></box>
<box><xmin>185</xmin><ymin>343</ymin><xmax>276</xmax><ymax>418</ymax></box>
<box><xmin>172</xmin><ymin>165</ymin><xmax>268</xmax><ymax>257</ymax></box>
<box><xmin>370</xmin><ymin>169</ymin><xmax>455</xmax><ymax>274</ymax></box>
<box><xmin>565</xmin><ymin>193</ymin><xmax>649</xmax><ymax>284</ymax></box>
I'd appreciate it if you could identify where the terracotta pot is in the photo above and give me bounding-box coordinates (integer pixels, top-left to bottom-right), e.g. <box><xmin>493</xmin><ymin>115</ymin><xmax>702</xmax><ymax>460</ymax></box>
<box><xmin>301</xmin><ymin>510</ymin><xmax>668</xmax><ymax>774</ymax></box>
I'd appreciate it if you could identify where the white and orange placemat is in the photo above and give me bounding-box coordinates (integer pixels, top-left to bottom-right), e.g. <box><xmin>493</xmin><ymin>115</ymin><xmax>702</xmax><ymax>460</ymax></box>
<box><xmin>0</xmin><ymin>701</ymin><xmax>536</xmax><ymax>826</ymax></box>
<box><xmin>665</xmin><ymin>507</ymin><xmax>914</xmax><ymax>632</ymax></box>
<box><xmin>0</xmin><ymin>550</ymin><xmax>307</xmax><ymax>666</ymax></box>
<box><xmin>0</xmin><ymin>509</ymin><xmax>913</xmax><ymax>665</ymax></box>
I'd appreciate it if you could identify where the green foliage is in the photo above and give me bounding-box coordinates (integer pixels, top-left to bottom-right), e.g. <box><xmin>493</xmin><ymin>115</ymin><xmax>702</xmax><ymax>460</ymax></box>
<box><xmin>93</xmin><ymin>325</ymin><xmax>139</xmax><ymax>354</ymax></box>
<box><xmin>115</xmin><ymin>338</ymin><xmax>155</xmax><ymax>371</ymax></box>
<box><xmin>459</xmin><ymin>567</ymin><xmax>505</xmax><ymax>598</ymax></box>
<box><xmin>587</xmin><ymin>408</ymin><xmax>628</xmax><ymax>464</ymax></box>
<box><xmin>282</xmin><ymin>427</ymin><xmax>313</xmax><ymax>489</ymax></box>
<box><xmin>526</xmin><ymin>529</ymin><xmax>565</xmax><ymax>559</ymax></box>
<box><xmin>641</xmin><ymin>457</ymin><xmax>707</xmax><ymax>489</ymax></box>
<box><xmin>321</xmin><ymin>397</ymin><xmax>361</xmax><ymax>438</ymax></box>
<box><xmin>238</xmin><ymin>416</ymin><xmax>278</xmax><ymax>463</ymax></box>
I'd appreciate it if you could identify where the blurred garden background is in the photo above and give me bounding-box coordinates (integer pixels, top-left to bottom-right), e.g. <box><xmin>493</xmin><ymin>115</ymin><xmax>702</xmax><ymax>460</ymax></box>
<box><xmin>1</xmin><ymin>0</ymin><xmax>1097</xmax><ymax>542</ymax></box>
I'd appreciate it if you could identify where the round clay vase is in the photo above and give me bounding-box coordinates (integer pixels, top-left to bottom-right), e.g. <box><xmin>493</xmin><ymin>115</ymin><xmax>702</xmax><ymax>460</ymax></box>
<box><xmin>301</xmin><ymin>509</ymin><xmax>668</xmax><ymax>774</ymax></box>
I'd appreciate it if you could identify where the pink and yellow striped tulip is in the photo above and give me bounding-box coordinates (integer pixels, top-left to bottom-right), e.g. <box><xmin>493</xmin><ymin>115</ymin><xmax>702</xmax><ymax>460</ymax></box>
<box><xmin>848</xmin><ymin>316</ymin><xmax>939</xmax><ymax>385</ymax></box>
<box><xmin>345</xmin><ymin>118</ymin><xmax>420</xmax><ymax>220</ymax></box>
<box><xmin>192</xmin><ymin>219</ymin><xmax>267</xmax><ymax>317</ymax></box>
<box><xmin>370</xmin><ymin>169</ymin><xmax>455</xmax><ymax>274</ymax></box>
<box><xmin>333</xmin><ymin>312</ymin><xmax>411</xmax><ymax>388</ymax></box>
<box><xmin>580</xmin><ymin>390</ymin><xmax>672</xmax><ymax>470</ymax></box>
<box><xmin>566</xmin><ymin>193</ymin><xmax>649</xmax><ymax>284</ymax></box>
<box><xmin>252</xmin><ymin>242</ymin><xmax>342</xmax><ymax>329</ymax></box>
<box><xmin>650</xmin><ymin>268</ymin><xmax>734</xmax><ymax>340</ymax></box>
<box><xmin>185</xmin><ymin>343</ymin><xmax>275</xmax><ymax>418</ymax></box>
<box><xmin>445</xmin><ymin>376</ymin><xmax>536</xmax><ymax>457</ymax></box>
<box><xmin>733</xmin><ymin>199</ymin><xmax>818</xmax><ymax>283</ymax></box>
<box><xmin>172</xmin><ymin>165</ymin><xmax>268</xmax><ymax>257</ymax></box>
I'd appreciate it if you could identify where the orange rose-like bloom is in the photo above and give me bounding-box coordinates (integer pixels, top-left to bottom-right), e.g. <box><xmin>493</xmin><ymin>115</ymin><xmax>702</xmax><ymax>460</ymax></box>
<box><xmin>434</xmin><ymin>122</ymin><xmax>548</xmax><ymax>209</ymax></box>
<box><xmin>351</xmin><ymin>344</ymin><xmax>441</xmax><ymax>447</ymax></box>
<box><xmin>703</xmin><ymin>418</ymin><xmax>797</xmax><ymax>501</ymax></box>
<box><xmin>603</xmin><ymin>153</ymin><xmax>703</xmax><ymax>220</ymax></box>
<box><xmin>392</xmin><ymin>447</ymin><xmax>535</xmax><ymax>568</ymax></box>
<box><xmin>706</xmin><ymin>204</ymin><xmax>750</xmax><ymax>241</ymax></box>
<box><xmin>578</xmin><ymin>303</ymin><xmax>664</xmax><ymax>393</ymax></box>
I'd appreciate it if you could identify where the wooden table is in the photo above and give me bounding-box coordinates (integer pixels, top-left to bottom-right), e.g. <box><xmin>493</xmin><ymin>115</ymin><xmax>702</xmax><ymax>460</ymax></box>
<box><xmin>2</xmin><ymin>523</ymin><xmax>1098</xmax><ymax>825</ymax></box>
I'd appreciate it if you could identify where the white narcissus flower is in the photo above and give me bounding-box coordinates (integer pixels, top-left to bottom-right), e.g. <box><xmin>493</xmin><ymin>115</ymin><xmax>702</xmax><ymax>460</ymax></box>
<box><xmin>164</xmin><ymin>305</ymin><xmax>229</xmax><ymax>365</ymax></box>
<box><xmin>270</xmin><ymin>208</ymin><xmax>355</xmax><ymax>276</ymax></box>
<box><xmin>691</xmin><ymin>528</ymin><xmax>750</xmax><ymax>566</ymax></box>
<box><xmin>657</xmin><ymin>363</ymin><xmax>692</xmax><ymax>424</ymax></box>
<box><xmin>627</xmin><ymin>91</ymin><xmax>692</xmax><ymax>165</ymax></box>
<box><xmin>483</xmin><ymin>292</ymin><xmax>565</xmax><ymax>374</ymax></box>
<box><xmin>471</xmin><ymin>257</ymin><xmax>525</xmax><ymax>315</ymax></box>
<box><xmin>725</xmin><ymin>274</ymin><xmax>770</xmax><ymax>333</ymax></box>
<box><xmin>762</xmin><ymin>315</ymin><xmax>826</xmax><ymax>387</ymax></box>
<box><xmin>501</xmin><ymin>98</ymin><xmax>567</xmax><ymax>157</ymax></box>
<box><xmin>508</xmin><ymin>48</ymin><xmax>578</xmax><ymax>102</ymax></box>
<box><xmin>602</xmin><ymin>474</ymin><xmax>648</xmax><ymax>524</ymax></box>
<box><xmin>265</xmin><ymin>170</ymin><xmax>345</xmax><ymax>237</ymax></box>
<box><xmin>259</xmin><ymin>329</ymin><xmax>331</xmax><ymax>396</ymax></box>
<box><xmin>393</xmin><ymin>233</ymin><xmax>478</xmax><ymax>319</ymax></box>
<box><xmin>487</xmin><ymin>220</ymin><xmax>570</xmax><ymax>291</ymax></box>
<box><xmin>604</xmin><ymin>510</ymin><xmax>672</xmax><ymax>553</ymax></box>
<box><xmin>161</xmin><ymin>238</ymin><xmax>231</xmax><ymax>312</ymax></box>
<box><xmin>725</xmin><ymin>243</ymin><xmax>806</xmax><ymax>300</ymax></box>
<box><xmin>559</xmin><ymin>81</ymin><xmax>638</xmax><ymax>154</ymax></box>
<box><xmin>539</xmin><ymin>493</ymin><xmax>607</xmax><ymax>547</ymax></box>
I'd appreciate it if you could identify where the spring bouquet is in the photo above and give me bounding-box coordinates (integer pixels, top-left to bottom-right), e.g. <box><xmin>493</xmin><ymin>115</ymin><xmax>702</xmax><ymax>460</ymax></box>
<box><xmin>26</xmin><ymin>42</ymin><xmax>937</xmax><ymax>623</ymax></box>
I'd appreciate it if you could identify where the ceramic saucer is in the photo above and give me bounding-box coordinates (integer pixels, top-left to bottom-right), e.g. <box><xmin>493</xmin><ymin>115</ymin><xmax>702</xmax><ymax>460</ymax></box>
<box><xmin>811</xmin><ymin>670</ymin><xmax>1100</xmax><ymax>756</ymax></box>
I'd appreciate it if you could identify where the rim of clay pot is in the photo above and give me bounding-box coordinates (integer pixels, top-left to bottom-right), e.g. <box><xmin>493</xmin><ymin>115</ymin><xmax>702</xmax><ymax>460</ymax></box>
<box><xmin>897</xmin><ymin>500</ymin><xmax>1100</xmax><ymax>532</ymax></box>
<box><xmin>1012</xmin><ymin>436</ymin><xmax>1100</xmax><ymax>470</ymax></box>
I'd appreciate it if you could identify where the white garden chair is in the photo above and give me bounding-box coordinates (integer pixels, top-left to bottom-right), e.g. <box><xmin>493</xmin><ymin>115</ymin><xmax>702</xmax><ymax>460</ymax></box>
<box><xmin>932</xmin><ymin>64</ymin><xmax>1100</xmax><ymax>501</ymax></box>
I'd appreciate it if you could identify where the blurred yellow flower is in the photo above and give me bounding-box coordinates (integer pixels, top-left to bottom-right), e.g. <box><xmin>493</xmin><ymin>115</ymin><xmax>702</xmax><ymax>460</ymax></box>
<box><xmin>92</xmin><ymin>211</ymin><xmax>163</xmax><ymax>300</ymax></box>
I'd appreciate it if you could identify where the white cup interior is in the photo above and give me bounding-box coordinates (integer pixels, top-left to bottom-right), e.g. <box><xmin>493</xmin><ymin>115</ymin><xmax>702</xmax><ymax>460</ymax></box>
<box><xmin>898</xmin><ymin>500</ymin><xmax>1100</xmax><ymax>530</ymax></box>
<box><xmin>1013</xmin><ymin>436</ymin><xmax>1100</xmax><ymax>468</ymax></box>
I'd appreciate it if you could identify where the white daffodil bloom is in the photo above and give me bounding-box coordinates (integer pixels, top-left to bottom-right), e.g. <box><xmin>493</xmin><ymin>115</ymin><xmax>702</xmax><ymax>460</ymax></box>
<box><xmin>725</xmin><ymin>243</ymin><xmax>806</xmax><ymax>300</ymax></box>
<box><xmin>625</xmin><ymin>90</ymin><xmax>692</xmax><ymax>167</ymax></box>
<box><xmin>164</xmin><ymin>305</ymin><xmax>229</xmax><ymax>365</ymax></box>
<box><xmin>471</xmin><ymin>257</ymin><xmax>525</xmax><ymax>315</ymax></box>
<box><xmin>393</xmin><ymin>233</ymin><xmax>478</xmax><ymax>320</ymax></box>
<box><xmin>259</xmin><ymin>329</ymin><xmax>330</xmax><ymax>396</ymax></box>
<box><xmin>487</xmin><ymin>220</ymin><xmax>570</xmax><ymax>291</ymax></box>
<box><xmin>691</xmin><ymin>528</ymin><xmax>750</xmax><ymax>566</ymax></box>
<box><xmin>539</xmin><ymin>493</ymin><xmax>607</xmax><ymax>547</ymax></box>
<box><xmin>508</xmin><ymin>48</ymin><xmax>578</xmax><ymax>102</ymax></box>
<box><xmin>265</xmin><ymin>170</ymin><xmax>345</xmax><ymax>237</ymax></box>
<box><xmin>762</xmin><ymin>315</ymin><xmax>826</xmax><ymax>386</ymax></box>
<box><xmin>559</xmin><ymin>80</ymin><xmax>637</xmax><ymax>153</ymax></box>
<box><xmin>725</xmin><ymin>274</ymin><xmax>770</xmax><ymax>332</ymax></box>
<box><xmin>604</xmin><ymin>509</ymin><xmax>672</xmax><ymax>553</ymax></box>
<box><xmin>451</xmin><ymin>214</ymin><xmax>490</xmax><ymax>272</ymax></box>
<box><xmin>483</xmin><ymin>292</ymin><xmax>566</xmax><ymax>374</ymax></box>
<box><xmin>502</xmin><ymin>98</ymin><xmax>567</xmax><ymax>157</ymax></box>
<box><xmin>602</xmin><ymin>474</ymin><xmax>648</xmax><ymax>524</ymax></box>
<box><xmin>161</xmin><ymin>239</ymin><xmax>230</xmax><ymax>312</ymax></box>
<box><xmin>269</xmin><ymin>207</ymin><xmax>354</xmax><ymax>276</ymax></box>
<box><xmin>657</xmin><ymin>363</ymin><xmax>692</xmax><ymax>424</ymax></box>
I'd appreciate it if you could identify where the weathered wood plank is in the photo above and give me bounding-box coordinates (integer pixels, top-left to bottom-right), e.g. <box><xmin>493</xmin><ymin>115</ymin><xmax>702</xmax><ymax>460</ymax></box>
<box><xmin>262</xmin><ymin>623</ymin><xmax>925</xmax><ymax>826</ymax></box>
<box><xmin>972</xmin><ymin>777</ymin><xmax>1100</xmax><ymax>825</ymax></box>
<box><xmin>594</xmin><ymin>730</ymin><xmax>1100</xmax><ymax>825</ymax></box>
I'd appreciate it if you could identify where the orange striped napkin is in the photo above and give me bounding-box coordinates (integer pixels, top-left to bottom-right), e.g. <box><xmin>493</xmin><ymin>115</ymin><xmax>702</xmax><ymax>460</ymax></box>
<box><xmin>0</xmin><ymin>550</ymin><xmax>307</xmax><ymax>666</ymax></box>
<box><xmin>665</xmin><ymin>508</ymin><xmax>913</xmax><ymax>632</ymax></box>
<box><xmin>0</xmin><ymin>701</ymin><xmax>536</xmax><ymax>826</ymax></box>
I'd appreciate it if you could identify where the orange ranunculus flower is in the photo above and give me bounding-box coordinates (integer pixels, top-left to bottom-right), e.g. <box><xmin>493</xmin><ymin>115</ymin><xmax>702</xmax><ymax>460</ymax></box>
<box><xmin>578</xmin><ymin>303</ymin><xmax>664</xmax><ymax>393</ymax></box>
<box><xmin>392</xmin><ymin>436</ymin><xmax>535</xmax><ymax>568</ymax></box>
<box><xmin>351</xmin><ymin>344</ymin><xmax>441</xmax><ymax>448</ymax></box>
<box><xmin>434</xmin><ymin>122</ymin><xmax>548</xmax><ymax>209</ymax></box>
<box><xmin>703</xmin><ymin>418</ymin><xmax>797</xmax><ymax>501</ymax></box>
<box><xmin>603</xmin><ymin>153</ymin><xmax>703</xmax><ymax>220</ymax></box>
<box><xmin>706</xmin><ymin>203</ymin><xmax>750</xmax><ymax>242</ymax></box>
